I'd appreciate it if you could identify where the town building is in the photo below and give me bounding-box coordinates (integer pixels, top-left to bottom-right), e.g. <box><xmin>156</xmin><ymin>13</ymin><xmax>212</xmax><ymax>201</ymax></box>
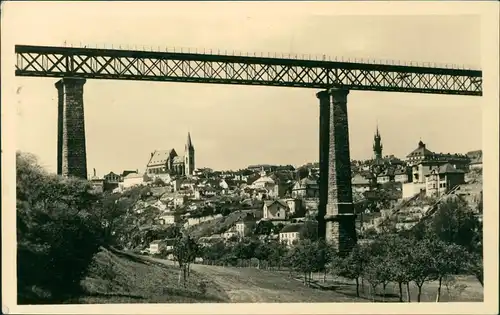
<box><xmin>468</xmin><ymin>150</ymin><xmax>483</xmax><ymax>170</ymax></box>
<box><xmin>469</xmin><ymin>156</ymin><xmax>482</xmax><ymax>170</ymax></box>
<box><xmin>394</xmin><ymin>166</ymin><xmax>411</xmax><ymax>183</ymax></box>
<box><xmin>146</xmin><ymin>133</ymin><xmax>196</xmax><ymax>177</ymax></box>
<box><xmin>234</xmin><ymin>217</ymin><xmax>257</xmax><ymax>237</ymax></box>
<box><xmin>425</xmin><ymin>163</ymin><xmax>466</xmax><ymax>197</ymax></box>
<box><xmin>402</xmin><ymin>140</ymin><xmax>470</xmax><ymax>198</ymax></box>
<box><xmin>103</xmin><ymin>171</ymin><xmax>122</xmax><ymax>183</ymax></box>
<box><xmin>351</xmin><ymin>173</ymin><xmax>372</xmax><ymax>192</ymax></box>
<box><xmin>122</xmin><ymin>172</ymin><xmax>150</xmax><ymax>189</ymax></box>
<box><xmin>291</xmin><ymin>176</ymin><xmax>319</xmax><ymax>198</ymax></box>
<box><xmin>149</xmin><ymin>238</ymin><xmax>176</xmax><ymax>256</ymax></box>
<box><xmin>262</xmin><ymin>199</ymin><xmax>289</xmax><ymax>221</ymax></box>
<box><xmin>279</xmin><ymin>223</ymin><xmax>304</xmax><ymax>247</ymax></box>
<box><xmin>158</xmin><ymin>212</ymin><xmax>181</xmax><ymax>225</ymax></box>
<box><xmin>376</xmin><ymin>168</ymin><xmax>394</xmax><ymax>184</ymax></box>
<box><xmin>89</xmin><ymin>168</ymin><xmax>104</xmax><ymax>194</ymax></box>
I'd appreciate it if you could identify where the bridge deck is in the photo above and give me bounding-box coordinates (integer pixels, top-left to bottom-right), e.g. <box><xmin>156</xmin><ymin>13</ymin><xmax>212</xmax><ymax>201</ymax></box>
<box><xmin>15</xmin><ymin>45</ymin><xmax>482</xmax><ymax>96</ymax></box>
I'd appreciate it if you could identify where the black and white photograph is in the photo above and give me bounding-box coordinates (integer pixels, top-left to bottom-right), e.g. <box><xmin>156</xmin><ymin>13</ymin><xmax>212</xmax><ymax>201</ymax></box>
<box><xmin>1</xmin><ymin>1</ymin><xmax>498</xmax><ymax>314</ymax></box>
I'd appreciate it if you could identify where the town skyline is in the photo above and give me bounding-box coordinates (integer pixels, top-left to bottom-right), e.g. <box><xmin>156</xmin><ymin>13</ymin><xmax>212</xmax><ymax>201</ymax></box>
<box><xmin>84</xmin><ymin>128</ymin><xmax>480</xmax><ymax>178</ymax></box>
<box><xmin>4</xmin><ymin>2</ymin><xmax>482</xmax><ymax>174</ymax></box>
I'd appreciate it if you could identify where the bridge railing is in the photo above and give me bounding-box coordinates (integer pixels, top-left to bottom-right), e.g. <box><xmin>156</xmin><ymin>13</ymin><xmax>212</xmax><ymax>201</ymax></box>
<box><xmin>60</xmin><ymin>42</ymin><xmax>479</xmax><ymax>70</ymax></box>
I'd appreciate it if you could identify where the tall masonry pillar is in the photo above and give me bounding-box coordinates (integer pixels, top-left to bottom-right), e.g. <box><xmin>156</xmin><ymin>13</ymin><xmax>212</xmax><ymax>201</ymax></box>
<box><xmin>55</xmin><ymin>78</ymin><xmax>88</xmax><ymax>179</ymax></box>
<box><xmin>324</xmin><ymin>88</ymin><xmax>357</xmax><ymax>254</ymax></box>
<box><xmin>316</xmin><ymin>90</ymin><xmax>331</xmax><ymax>240</ymax></box>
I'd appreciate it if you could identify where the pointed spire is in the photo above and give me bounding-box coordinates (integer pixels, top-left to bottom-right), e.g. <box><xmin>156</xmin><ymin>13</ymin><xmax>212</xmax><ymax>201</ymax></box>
<box><xmin>373</xmin><ymin>122</ymin><xmax>383</xmax><ymax>159</ymax></box>
<box><xmin>186</xmin><ymin>132</ymin><xmax>194</xmax><ymax>149</ymax></box>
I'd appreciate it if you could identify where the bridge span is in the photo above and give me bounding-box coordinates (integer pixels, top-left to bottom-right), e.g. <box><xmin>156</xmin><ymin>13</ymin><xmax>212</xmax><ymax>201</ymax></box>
<box><xmin>14</xmin><ymin>44</ymin><xmax>483</xmax><ymax>254</ymax></box>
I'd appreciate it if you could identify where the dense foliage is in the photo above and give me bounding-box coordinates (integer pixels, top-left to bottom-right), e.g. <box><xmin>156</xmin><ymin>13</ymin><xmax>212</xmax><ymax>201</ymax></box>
<box><xmin>17</xmin><ymin>152</ymin><xmax>105</xmax><ymax>303</ymax></box>
<box><xmin>16</xmin><ymin>151</ymin><xmax>483</xmax><ymax>304</ymax></box>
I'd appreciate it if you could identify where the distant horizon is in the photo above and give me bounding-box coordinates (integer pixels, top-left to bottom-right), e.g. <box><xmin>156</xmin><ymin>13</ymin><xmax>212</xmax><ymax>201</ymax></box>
<box><xmin>18</xmin><ymin>136</ymin><xmax>482</xmax><ymax>177</ymax></box>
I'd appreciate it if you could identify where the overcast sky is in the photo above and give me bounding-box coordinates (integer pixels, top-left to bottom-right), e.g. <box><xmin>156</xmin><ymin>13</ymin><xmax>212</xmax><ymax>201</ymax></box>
<box><xmin>2</xmin><ymin>2</ymin><xmax>482</xmax><ymax>176</ymax></box>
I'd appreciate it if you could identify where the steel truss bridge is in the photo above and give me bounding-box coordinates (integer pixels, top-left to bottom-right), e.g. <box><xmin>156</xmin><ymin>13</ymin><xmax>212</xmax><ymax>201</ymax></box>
<box><xmin>14</xmin><ymin>44</ymin><xmax>483</xmax><ymax>253</ymax></box>
<box><xmin>15</xmin><ymin>45</ymin><xmax>482</xmax><ymax>96</ymax></box>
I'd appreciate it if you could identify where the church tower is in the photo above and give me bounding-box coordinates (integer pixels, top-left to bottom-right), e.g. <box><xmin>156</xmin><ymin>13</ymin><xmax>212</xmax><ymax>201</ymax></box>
<box><xmin>185</xmin><ymin>132</ymin><xmax>195</xmax><ymax>176</ymax></box>
<box><xmin>373</xmin><ymin>125</ymin><xmax>383</xmax><ymax>159</ymax></box>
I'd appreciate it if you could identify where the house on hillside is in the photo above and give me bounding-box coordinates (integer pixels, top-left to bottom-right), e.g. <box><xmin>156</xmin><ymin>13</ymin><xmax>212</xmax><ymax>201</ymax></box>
<box><xmin>123</xmin><ymin>172</ymin><xmax>150</xmax><ymax>189</ymax></box>
<box><xmin>394</xmin><ymin>167</ymin><xmax>411</xmax><ymax>183</ymax></box>
<box><xmin>184</xmin><ymin>214</ymin><xmax>223</xmax><ymax>228</ymax></box>
<box><xmin>351</xmin><ymin>173</ymin><xmax>372</xmax><ymax>192</ymax></box>
<box><xmin>251</xmin><ymin>170</ymin><xmax>276</xmax><ymax>193</ymax></box>
<box><xmin>376</xmin><ymin>168</ymin><xmax>394</xmax><ymax>184</ymax></box>
<box><xmin>279</xmin><ymin>223</ymin><xmax>304</xmax><ymax>247</ymax></box>
<box><xmin>173</xmin><ymin>195</ymin><xmax>187</xmax><ymax>207</ymax></box>
<box><xmin>198</xmin><ymin>235</ymin><xmax>224</xmax><ymax>247</ymax></box>
<box><xmin>149</xmin><ymin>240</ymin><xmax>164</xmax><ymax>254</ymax></box>
<box><xmin>89</xmin><ymin>169</ymin><xmax>104</xmax><ymax>194</ymax></box>
<box><xmin>152</xmin><ymin>200</ymin><xmax>168</xmax><ymax>211</ymax></box>
<box><xmin>425</xmin><ymin>163</ymin><xmax>465</xmax><ymax>197</ymax></box>
<box><xmin>469</xmin><ymin>155</ymin><xmax>483</xmax><ymax>170</ymax></box>
<box><xmin>263</xmin><ymin>200</ymin><xmax>289</xmax><ymax>221</ymax></box>
<box><xmin>159</xmin><ymin>212</ymin><xmax>181</xmax><ymax>225</ymax></box>
<box><xmin>235</xmin><ymin>217</ymin><xmax>257</xmax><ymax>237</ymax></box>
<box><xmin>281</xmin><ymin>198</ymin><xmax>302</xmax><ymax>215</ymax></box>
<box><xmin>180</xmin><ymin>178</ymin><xmax>197</xmax><ymax>190</ymax></box>
<box><xmin>149</xmin><ymin>238</ymin><xmax>176</xmax><ymax>257</ymax></box>
<box><xmin>103</xmin><ymin>171</ymin><xmax>122</xmax><ymax>183</ymax></box>
<box><xmin>222</xmin><ymin>229</ymin><xmax>239</xmax><ymax>240</ymax></box>
<box><xmin>291</xmin><ymin>176</ymin><xmax>319</xmax><ymax>198</ymax></box>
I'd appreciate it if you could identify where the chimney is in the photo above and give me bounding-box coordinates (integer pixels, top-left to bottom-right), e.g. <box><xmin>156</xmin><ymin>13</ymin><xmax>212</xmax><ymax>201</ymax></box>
<box><xmin>151</xmin><ymin>152</ymin><xmax>154</xmax><ymax>158</ymax></box>
<box><xmin>93</xmin><ymin>168</ymin><xmax>96</xmax><ymax>177</ymax></box>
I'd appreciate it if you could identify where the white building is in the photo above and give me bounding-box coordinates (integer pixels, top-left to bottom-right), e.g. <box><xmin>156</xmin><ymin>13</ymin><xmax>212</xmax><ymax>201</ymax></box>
<box><xmin>159</xmin><ymin>212</ymin><xmax>181</xmax><ymax>225</ymax></box>
<box><xmin>279</xmin><ymin>223</ymin><xmax>303</xmax><ymax>247</ymax></box>
<box><xmin>263</xmin><ymin>200</ymin><xmax>289</xmax><ymax>220</ymax></box>
<box><xmin>123</xmin><ymin>172</ymin><xmax>149</xmax><ymax>189</ymax></box>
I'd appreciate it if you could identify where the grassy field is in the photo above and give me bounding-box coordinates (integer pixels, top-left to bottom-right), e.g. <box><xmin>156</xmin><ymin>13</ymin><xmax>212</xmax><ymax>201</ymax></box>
<box><xmin>148</xmin><ymin>257</ymin><xmax>364</xmax><ymax>303</ymax></box>
<box><xmin>148</xmin><ymin>257</ymin><xmax>482</xmax><ymax>303</ymax></box>
<box><xmin>277</xmin><ymin>271</ymin><xmax>484</xmax><ymax>303</ymax></box>
<box><xmin>67</xmin><ymin>248</ymin><xmax>230</xmax><ymax>304</ymax></box>
<box><xmin>65</xmin><ymin>248</ymin><xmax>483</xmax><ymax>304</ymax></box>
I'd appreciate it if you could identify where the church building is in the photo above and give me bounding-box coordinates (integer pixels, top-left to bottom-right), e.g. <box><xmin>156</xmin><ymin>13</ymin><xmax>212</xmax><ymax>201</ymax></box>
<box><xmin>146</xmin><ymin>133</ymin><xmax>195</xmax><ymax>177</ymax></box>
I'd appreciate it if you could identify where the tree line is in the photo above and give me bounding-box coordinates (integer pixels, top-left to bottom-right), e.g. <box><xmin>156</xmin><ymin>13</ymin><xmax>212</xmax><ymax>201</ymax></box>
<box><xmin>156</xmin><ymin>195</ymin><xmax>483</xmax><ymax>303</ymax></box>
<box><xmin>16</xmin><ymin>151</ymin><xmax>483</xmax><ymax>303</ymax></box>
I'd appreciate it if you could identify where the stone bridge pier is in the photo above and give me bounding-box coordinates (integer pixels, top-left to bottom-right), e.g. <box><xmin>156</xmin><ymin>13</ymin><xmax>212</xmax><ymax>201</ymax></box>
<box><xmin>55</xmin><ymin>78</ymin><xmax>88</xmax><ymax>179</ymax></box>
<box><xmin>317</xmin><ymin>88</ymin><xmax>357</xmax><ymax>254</ymax></box>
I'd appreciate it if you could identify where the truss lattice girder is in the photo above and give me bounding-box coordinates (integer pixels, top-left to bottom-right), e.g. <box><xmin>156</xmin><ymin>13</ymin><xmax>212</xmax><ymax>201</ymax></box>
<box><xmin>15</xmin><ymin>45</ymin><xmax>482</xmax><ymax>96</ymax></box>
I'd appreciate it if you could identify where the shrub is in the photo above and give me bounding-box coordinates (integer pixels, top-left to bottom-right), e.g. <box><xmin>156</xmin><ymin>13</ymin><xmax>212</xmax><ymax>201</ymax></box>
<box><xmin>17</xmin><ymin>152</ymin><xmax>105</xmax><ymax>303</ymax></box>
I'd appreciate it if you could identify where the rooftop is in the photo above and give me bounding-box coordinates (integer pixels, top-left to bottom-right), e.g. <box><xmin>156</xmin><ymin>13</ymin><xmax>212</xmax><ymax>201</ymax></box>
<box><xmin>280</xmin><ymin>223</ymin><xmax>304</xmax><ymax>233</ymax></box>
<box><xmin>147</xmin><ymin>149</ymin><xmax>177</xmax><ymax>167</ymax></box>
<box><xmin>406</xmin><ymin>140</ymin><xmax>434</xmax><ymax>158</ymax></box>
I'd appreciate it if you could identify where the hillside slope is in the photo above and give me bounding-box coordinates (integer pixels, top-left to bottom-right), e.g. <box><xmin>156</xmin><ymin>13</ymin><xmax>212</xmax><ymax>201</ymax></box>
<box><xmin>147</xmin><ymin>257</ymin><xmax>363</xmax><ymax>303</ymax></box>
<box><xmin>187</xmin><ymin>209</ymin><xmax>260</xmax><ymax>238</ymax></box>
<box><xmin>70</xmin><ymin>248</ymin><xmax>229</xmax><ymax>303</ymax></box>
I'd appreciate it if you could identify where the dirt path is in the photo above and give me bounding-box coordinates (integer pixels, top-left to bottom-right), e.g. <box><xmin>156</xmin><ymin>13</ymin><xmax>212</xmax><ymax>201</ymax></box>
<box><xmin>188</xmin><ymin>263</ymin><xmax>361</xmax><ymax>303</ymax></box>
<box><xmin>145</xmin><ymin>256</ymin><xmax>361</xmax><ymax>302</ymax></box>
<box><xmin>135</xmin><ymin>256</ymin><xmax>482</xmax><ymax>303</ymax></box>
<box><xmin>189</xmin><ymin>264</ymin><xmax>276</xmax><ymax>302</ymax></box>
